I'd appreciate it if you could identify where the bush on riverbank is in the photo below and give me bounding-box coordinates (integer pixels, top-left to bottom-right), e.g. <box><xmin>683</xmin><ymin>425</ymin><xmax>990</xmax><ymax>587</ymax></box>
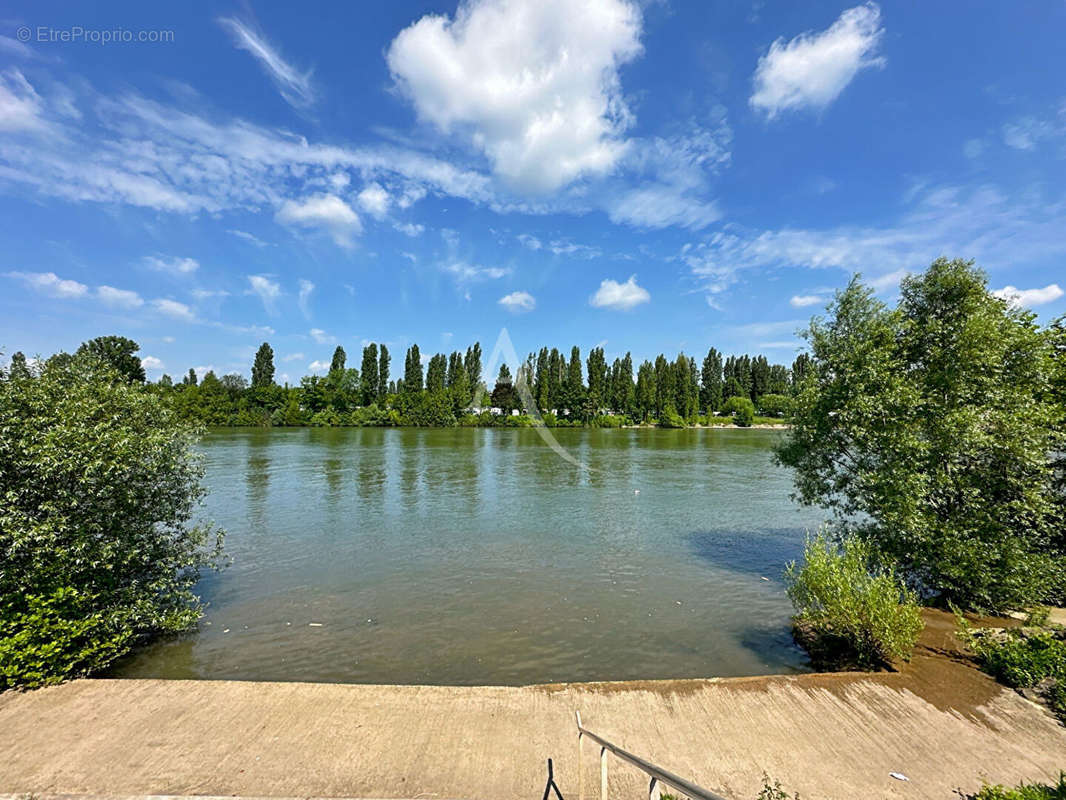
<box><xmin>966</xmin><ymin>774</ymin><xmax>1066</xmax><ymax>800</ymax></box>
<box><xmin>0</xmin><ymin>354</ymin><xmax>224</xmax><ymax>689</ymax></box>
<box><xmin>786</xmin><ymin>532</ymin><xmax>923</xmax><ymax>670</ymax></box>
<box><xmin>960</xmin><ymin>619</ymin><xmax>1066</xmax><ymax>724</ymax></box>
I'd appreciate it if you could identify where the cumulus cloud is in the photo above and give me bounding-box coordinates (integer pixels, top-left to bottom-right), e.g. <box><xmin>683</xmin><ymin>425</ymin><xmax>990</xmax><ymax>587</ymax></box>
<box><xmin>144</xmin><ymin>255</ymin><xmax>199</xmax><ymax>275</ymax></box>
<box><xmin>589</xmin><ymin>275</ymin><xmax>649</xmax><ymax>310</ymax></box>
<box><xmin>140</xmin><ymin>356</ymin><xmax>164</xmax><ymax>370</ymax></box>
<box><xmin>751</xmin><ymin>3</ymin><xmax>885</xmax><ymax>119</ymax></box>
<box><xmin>248</xmin><ymin>275</ymin><xmax>282</xmax><ymax>312</ymax></box>
<box><xmin>308</xmin><ymin>360</ymin><xmax>331</xmax><ymax>373</ymax></box>
<box><xmin>218</xmin><ymin>18</ymin><xmax>315</xmax><ymax>108</ymax></box>
<box><xmin>97</xmin><ymin>285</ymin><xmax>144</xmax><ymax>308</ymax></box>
<box><xmin>357</xmin><ymin>183</ymin><xmax>390</xmax><ymax>219</ymax></box>
<box><xmin>393</xmin><ymin>221</ymin><xmax>424</xmax><ymax>237</ymax></box>
<box><xmin>993</xmin><ymin>283</ymin><xmax>1064</xmax><ymax>308</ymax></box>
<box><xmin>309</xmin><ymin>328</ymin><xmax>336</xmax><ymax>345</ymax></box>
<box><xmin>152</xmin><ymin>298</ymin><xmax>197</xmax><ymax>321</ymax></box>
<box><xmin>386</xmin><ymin>0</ymin><xmax>643</xmax><ymax>193</ymax></box>
<box><xmin>498</xmin><ymin>290</ymin><xmax>536</xmax><ymax>312</ymax></box>
<box><xmin>789</xmin><ymin>294</ymin><xmax>825</xmax><ymax>308</ymax></box>
<box><xmin>276</xmin><ymin>193</ymin><xmax>362</xmax><ymax>247</ymax></box>
<box><xmin>5</xmin><ymin>270</ymin><xmax>88</xmax><ymax>298</ymax></box>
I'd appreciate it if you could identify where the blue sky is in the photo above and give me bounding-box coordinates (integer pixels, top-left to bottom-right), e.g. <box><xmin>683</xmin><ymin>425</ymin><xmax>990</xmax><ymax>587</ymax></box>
<box><xmin>1</xmin><ymin>0</ymin><xmax>1064</xmax><ymax>383</ymax></box>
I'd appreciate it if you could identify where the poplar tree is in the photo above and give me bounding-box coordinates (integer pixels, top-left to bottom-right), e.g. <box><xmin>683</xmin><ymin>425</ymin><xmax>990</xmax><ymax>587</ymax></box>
<box><xmin>251</xmin><ymin>342</ymin><xmax>275</xmax><ymax>388</ymax></box>
<box><xmin>404</xmin><ymin>344</ymin><xmax>423</xmax><ymax>392</ymax></box>
<box><xmin>378</xmin><ymin>345</ymin><xmax>390</xmax><ymax>399</ymax></box>
<box><xmin>360</xmin><ymin>344</ymin><xmax>378</xmax><ymax>406</ymax></box>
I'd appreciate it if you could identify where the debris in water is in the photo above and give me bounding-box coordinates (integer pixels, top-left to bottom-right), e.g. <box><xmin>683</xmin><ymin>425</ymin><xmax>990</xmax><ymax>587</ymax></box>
<box><xmin>760</xmin><ymin>576</ymin><xmax>770</xmax><ymax>581</ymax></box>
<box><xmin>222</xmin><ymin>629</ymin><xmax>230</xmax><ymax>633</ymax></box>
<box><xmin>889</xmin><ymin>773</ymin><xmax>909</xmax><ymax>782</ymax></box>
<box><xmin>675</xmin><ymin>601</ymin><xmax>682</xmax><ymax>605</ymax></box>
<box><xmin>309</xmin><ymin>622</ymin><xmax>323</xmax><ymax>627</ymax></box>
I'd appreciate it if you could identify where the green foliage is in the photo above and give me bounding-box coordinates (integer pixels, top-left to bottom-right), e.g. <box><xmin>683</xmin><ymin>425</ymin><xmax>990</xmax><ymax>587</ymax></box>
<box><xmin>75</xmin><ymin>335</ymin><xmax>146</xmax><ymax>383</ymax></box>
<box><xmin>965</xmin><ymin>774</ymin><xmax>1066</xmax><ymax>800</ymax></box>
<box><xmin>722</xmin><ymin>395</ymin><xmax>756</xmax><ymax>426</ymax></box>
<box><xmin>756</xmin><ymin>393</ymin><xmax>791</xmax><ymax>417</ymax></box>
<box><xmin>778</xmin><ymin>259</ymin><xmax>1063</xmax><ymax>613</ymax></box>
<box><xmin>251</xmin><ymin>342</ymin><xmax>274</xmax><ymax>388</ymax></box>
<box><xmin>757</xmin><ymin>774</ymin><xmax>800</xmax><ymax>800</ymax></box>
<box><xmin>962</xmin><ymin>625</ymin><xmax>1066</xmax><ymax>691</ymax></box>
<box><xmin>0</xmin><ymin>357</ymin><xmax>224</xmax><ymax>689</ymax></box>
<box><xmin>786</xmin><ymin>531</ymin><xmax>923</xmax><ymax>670</ymax></box>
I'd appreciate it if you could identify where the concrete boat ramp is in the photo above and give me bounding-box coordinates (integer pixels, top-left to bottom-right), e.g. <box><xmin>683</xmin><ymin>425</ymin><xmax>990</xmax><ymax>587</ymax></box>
<box><xmin>1</xmin><ymin>615</ymin><xmax>1064</xmax><ymax>800</ymax></box>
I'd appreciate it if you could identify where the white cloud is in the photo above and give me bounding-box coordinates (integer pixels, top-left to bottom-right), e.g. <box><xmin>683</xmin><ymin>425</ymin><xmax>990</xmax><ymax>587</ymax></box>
<box><xmin>140</xmin><ymin>356</ymin><xmax>164</xmax><ymax>370</ymax></box>
<box><xmin>1002</xmin><ymin>106</ymin><xmax>1065</xmax><ymax>151</ymax></box>
<box><xmin>309</xmin><ymin>328</ymin><xmax>336</xmax><ymax>345</ymax></box>
<box><xmin>145</xmin><ymin>255</ymin><xmax>199</xmax><ymax>276</ymax></box>
<box><xmin>498</xmin><ymin>290</ymin><xmax>536</xmax><ymax>312</ymax></box>
<box><xmin>190</xmin><ymin>288</ymin><xmax>229</xmax><ymax>300</ymax></box>
<box><xmin>97</xmin><ymin>285</ymin><xmax>144</xmax><ymax>308</ymax></box>
<box><xmin>276</xmin><ymin>193</ymin><xmax>362</xmax><ymax>247</ymax></box>
<box><xmin>308</xmin><ymin>360</ymin><xmax>331</xmax><ymax>373</ymax></box>
<box><xmin>5</xmin><ymin>270</ymin><xmax>88</xmax><ymax>298</ymax></box>
<box><xmin>152</xmin><ymin>298</ymin><xmax>197</xmax><ymax>321</ymax></box>
<box><xmin>751</xmin><ymin>3</ymin><xmax>885</xmax><ymax>119</ymax></box>
<box><xmin>357</xmin><ymin>182</ymin><xmax>390</xmax><ymax>219</ymax></box>
<box><xmin>589</xmin><ymin>275</ymin><xmax>649</xmax><ymax>310</ymax></box>
<box><xmin>517</xmin><ymin>234</ymin><xmax>542</xmax><ymax>251</ymax></box>
<box><xmin>248</xmin><ymin>275</ymin><xmax>282</xmax><ymax>312</ymax></box>
<box><xmin>789</xmin><ymin>294</ymin><xmax>824</xmax><ymax>308</ymax></box>
<box><xmin>282</xmin><ymin>352</ymin><xmax>305</xmax><ymax>362</ymax></box>
<box><xmin>680</xmin><ymin>184</ymin><xmax>1066</xmax><ymax>303</ymax></box>
<box><xmin>993</xmin><ymin>284</ymin><xmax>1064</xmax><ymax>308</ymax></box>
<box><xmin>227</xmin><ymin>229</ymin><xmax>273</xmax><ymax>247</ymax></box>
<box><xmin>393</xmin><ymin>221</ymin><xmax>424</xmax><ymax>237</ymax></box>
<box><xmin>386</xmin><ymin>0</ymin><xmax>643</xmax><ymax>193</ymax></box>
<box><xmin>441</xmin><ymin>262</ymin><xmax>511</xmax><ymax>281</ymax></box>
<box><xmin>218</xmin><ymin>18</ymin><xmax>315</xmax><ymax>109</ymax></box>
<box><xmin>298</xmin><ymin>279</ymin><xmax>315</xmax><ymax>317</ymax></box>
<box><xmin>0</xmin><ymin>69</ymin><xmax>46</xmax><ymax>132</ymax></box>
<box><xmin>548</xmin><ymin>239</ymin><xmax>602</xmax><ymax>258</ymax></box>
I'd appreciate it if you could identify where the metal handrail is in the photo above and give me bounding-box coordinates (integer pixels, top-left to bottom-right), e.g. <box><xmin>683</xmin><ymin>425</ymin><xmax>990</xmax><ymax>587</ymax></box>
<box><xmin>575</xmin><ymin>711</ymin><xmax>732</xmax><ymax>800</ymax></box>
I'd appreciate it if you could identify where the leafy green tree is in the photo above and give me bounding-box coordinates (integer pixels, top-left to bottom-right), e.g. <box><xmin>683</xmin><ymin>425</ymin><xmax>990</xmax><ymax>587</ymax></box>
<box><xmin>490</xmin><ymin>364</ymin><xmax>517</xmax><ymax>414</ymax></box>
<box><xmin>158</xmin><ymin>374</ymin><xmax>173</xmax><ymax>388</ymax></box>
<box><xmin>757</xmin><ymin>393</ymin><xmax>792</xmax><ymax>417</ymax></box>
<box><xmin>464</xmin><ymin>342</ymin><xmax>482</xmax><ymax>403</ymax></box>
<box><xmin>0</xmin><ymin>357</ymin><xmax>224</xmax><ymax>688</ymax></box>
<box><xmin>722</xmin><ymin>395</ymin><xmax>755</xmax><ymax>426</ymax></box>
<box><xmin>330</xmin><ymin>346</ymin><xmax>347</xmax><ymax>375</ymax></box>
<box><xmin>7</xmin><ymin>352</ymin><xmax>31</xmax><ymax>381</ymax></box>
<box><xmin>76</xmin><ymin>336</ymin><xmax>146</xmax><ymax>383</ymax></box>
<box><xmin>791</xmin><ymin>353</ymin><xmax>813</xmax><ymax>393</ymax></box>
<box><xmin>751</xmin><ymin>355</ymin><xmax>771</xmax><ymax>401</ymax></box>
<box><xmin>778</xmin><ymin>259</ymin><xmax>1062</xmax><ymax>612</ymax></box>
<box><xmin>426</xmin><ymin>353</ymin><xmax>447</xmax><ymax>393</ymax></box>
<box><xmin>251</xmin><ymin>342</ymin><xmax>275</xmax><ymax>388</ymax></box>
<box><xmin>377</xmin><ymin>345</ymin><xmax>390</xmax><ymax>400</ymax></box>
<box><xmin>360</xmin><ymin>344</ymin><xmax>379</xmax><ymax>406</ymax></box>
<box><xmin>404</xmin><ymin>344</ymin><xmax>423</xmax><ymax>392</ymax></box>
<box><xmin>586</xmin><ymin>347</ymin><xmax>607</xmax><ymax>412</ymax></box>
<box><xmin>701</xmin><ymin>348</ymin><xmax>723</xmax><ymax>413</ymax></box>
<box><xmin>636</xmin><ymin>360</ymin><xmax>656</xmax><ymax>422</ymax></box>
<box><xmin>184</xmin><ymin>368</ymin><xmax>198</xmax><ymax>387</ymax></box>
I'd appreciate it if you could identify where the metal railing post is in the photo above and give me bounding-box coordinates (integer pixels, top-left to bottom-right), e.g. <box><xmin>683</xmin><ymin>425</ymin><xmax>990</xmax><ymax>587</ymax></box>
<box><xmin>577</xmin><ymin>711</ymin><xmax>585</xmax><ymax>800</ymax></box>
<box><xmin>648</xmin><ymin>776</ymin><xmax>661</xmax><ymax>800</ymax></box>
<box><xmin>600</xmin><ymin>746</ymin><xmax>608</xmax><ymax>800</ymax></box>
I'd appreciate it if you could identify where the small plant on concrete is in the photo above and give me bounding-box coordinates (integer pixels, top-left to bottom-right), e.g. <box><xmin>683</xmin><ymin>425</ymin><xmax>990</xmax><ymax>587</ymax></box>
<box><xmin>965</xmin><ymin>772</ymin><xmax>1066</xmax><ymax>799</ymax></box>
<box><xmin>786</xmin><ymin>531</ymin><xmax>923</xmax><ymax>670</ymax></box>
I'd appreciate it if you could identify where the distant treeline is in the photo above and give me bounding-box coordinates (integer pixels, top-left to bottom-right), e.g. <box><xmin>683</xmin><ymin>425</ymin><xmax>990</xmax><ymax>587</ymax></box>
<box><xmin>10</xmin><ymin>338</ymin><xmax>808</xmax><ymax>428</ymax></box>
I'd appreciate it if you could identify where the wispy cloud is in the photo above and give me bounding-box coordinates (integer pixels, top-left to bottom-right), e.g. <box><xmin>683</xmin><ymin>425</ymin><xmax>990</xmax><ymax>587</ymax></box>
<box><xmin>298</xmin><ymin>279</ymin><xmax>315</xmax><ymax>317</ymax></box>
<box><xmin>144</xmin><ymin>255</ymin><xmax>199</xmax><ymax>276</ymax></box>
<box><xmin>247</xmin><ymin>275</ymin><xmax>282</xmax><ymax>313</ymax></box>
<box><xmin>218</xmin><ymin>17</ymin><xmax>315</xmax><ymax>109</ymax></box>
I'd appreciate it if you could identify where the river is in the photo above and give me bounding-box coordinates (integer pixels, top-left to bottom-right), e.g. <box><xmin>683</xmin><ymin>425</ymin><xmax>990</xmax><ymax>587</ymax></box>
<box><xmin>110</xmin><ymin>426</ymin><xmax>826</xmax><ymax>684</ymax></box>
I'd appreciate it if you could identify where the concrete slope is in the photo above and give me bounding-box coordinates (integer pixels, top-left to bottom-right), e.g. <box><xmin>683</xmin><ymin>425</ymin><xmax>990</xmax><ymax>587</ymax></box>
<box><xmin>1</xmin><ymin>658</ymin><xmax>1063</xmax><ymax>800</ymax></box>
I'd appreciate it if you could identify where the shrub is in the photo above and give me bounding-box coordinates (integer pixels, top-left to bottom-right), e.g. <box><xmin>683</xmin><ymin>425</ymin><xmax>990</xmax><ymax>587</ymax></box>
<box><xmin>756</xmin><ymin>393</ymin><xmax>792</xmax><ymax>417</ymax></box>
<box><xmin>0</xmin><ymin>356</ymin><xmax>224</xmax><ymax>689</ymax></box>
<box><xmin>786</xmin><ymin>531</ymin><xmax>924</xmax><ymax>670</ymax></box>
<box><xmin>722</xmin><ymin>395</ymin><xmax>755</xmax><ymax>427</ymax></box>
<box><xmin>965</xmin><ymin>774</ymin><xmax>1066</xmax><ymax>800</ymax></box>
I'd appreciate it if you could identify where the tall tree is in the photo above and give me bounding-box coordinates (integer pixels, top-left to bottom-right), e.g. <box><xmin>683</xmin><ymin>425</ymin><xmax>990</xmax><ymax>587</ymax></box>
<box><xmin>185</xmin><ymin>368</ymin><xmax>198</xmax><ymax>387</ymax></box>
<box><xmin>360</xmin><ymin>344</ymin><xmax>379</xmax><ymax>406</ymax></box>
<box><xmin>378</xmin><ymin>345</ymin><xmax>390</xmax><ymax>399</ymax></box>
<box><xmin>8</xmin><ymin>352</ymin><xmax>30</xmax><ymax>380</ymax></box>
<box><xmin>586</xmin><ymin>347</ymin><xmax>607</xmax><ymax>413</ymax></box>
<box><xmin>636</xmin><ymin>360</ymin><xmax>656</xmax><ymax>421</ymax></box>
<box><xmin>490</xmin><ymin>364</ymin><xmax>516</xmax><ymax>414</ymax></box>
<box><xmin>251</xmin><ymin>342</ymin><xmax>275</xmax><ymax>388</ymax></box>
<box><xmin>464</xmin><ymin>342</ymin><xmax>482</xmax><ymax>401</ymax></box>
<box><xmin>426</xmin><ymin>353</ymin><xmax>447</xmax><ymax>392</ymax></box>
<box><xmin>701</xmin><ymin>348</ymin><xmax>723</xmax><ymax>413</ymax></box>
<box><xmin>404</xmin><ymin>344</ymin><xmax>423</xmax><ymax>392</ymax></box>
<box><xmin>76</xmin><ymin>336</ymin><xmax>146</xmax><ymax>383</ymax></box>
<box><xmin>778</xmin><ymin>259</ymin><xmax>1062</xmax><ymax>612</ymax></box>
<box><xmin>330</xmin><ymin>346</ymin><xmax>347</xmax><ymax>375</ymax></box>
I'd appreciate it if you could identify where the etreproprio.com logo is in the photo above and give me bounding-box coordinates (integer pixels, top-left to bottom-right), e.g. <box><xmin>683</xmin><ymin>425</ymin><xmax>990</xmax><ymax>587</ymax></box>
<box><xmin>15</xmin><ymin>25</ymin><xmax>175</xmax><ymax>44</ymax></box>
